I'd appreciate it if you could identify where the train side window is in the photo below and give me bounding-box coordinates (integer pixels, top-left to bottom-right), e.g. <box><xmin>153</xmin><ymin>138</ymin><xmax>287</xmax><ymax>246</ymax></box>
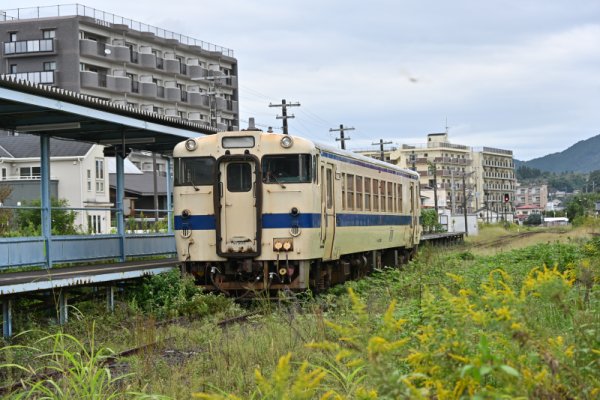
<box><xmin>364</xmin><ymin>177</ymin><xmax>371</xmax><ymax>211</ymax></box>
<box><xmin>356</xmin><ymin>176</ymin><xmax>363</xmax><ymax>210</ymax></box>
<box><xmin>373</xmin><ymin>179</ymin><xmax>379</xmax><ymax>212</ymax></box>
<box><xmin>341</xmin><ymin>173</ymin><xmax>346</xmax><ymax>210</ymax></box>
<box><xmin>397</xmin><ymin>184</ymin><xmax>403</xmax><ymax>213</ymax></box>
<box><xmin>174</xmin><ymin>157</ymin><xmax>214</xmax><ymax>187</ymax></box>
<box><xmin>380</xmin><ymin>181</ymin><xmax>386</xmax><ymax>212</ymax></box>
<box><xmin>387</xmin><ymin>182</ymin><xmax>393</xmax><ymax>212</ymax></box>
<box><xmin>346</xmin><ymin>174</ymin><xmax>354</xmax><ymax>211</ymax></box>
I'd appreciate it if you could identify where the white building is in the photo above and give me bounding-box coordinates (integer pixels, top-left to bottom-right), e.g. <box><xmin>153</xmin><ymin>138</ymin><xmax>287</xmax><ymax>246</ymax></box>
<box><xmin>0</xmin><ymin>133</ymin><xmax>111</xmax><ymax>233</ymax></box>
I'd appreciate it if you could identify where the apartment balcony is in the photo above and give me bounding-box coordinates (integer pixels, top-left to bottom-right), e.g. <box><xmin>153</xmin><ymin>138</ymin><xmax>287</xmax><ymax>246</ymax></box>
<box><xmin>433</xmin><ymin>156</ymin><xmax>471</xmax><ymax>165</ymax></box>
<box><xmin>188</xmin><ymin>65</ymin><xmax>208</xmax><ymax>79</ymax></box>
<box><xmin>79</xmin><ymin>39</ymin><xmax>129</xmax><ymax>62</ymax></box>
<box><xmin>483</xmin><ymin>160</ymin><xmax>514</xmax><ymax>168</ymax></box>
<box><xmin>188</xmin><ymin>92</ymin><xmax>210</xmax><ymax>107</ymax></box>
<box><xmin>4</xmin><ymin>38</ymin><xmax>54</xmax><ymax>55</ymax></box>
<box><xmin>222</xmin><ymin>76</ymin><xmax>237</xmax><ymax>87</ymax></box>
<box><xmin>4</xmin><ymin>70</ymin><xmax>54</xmax><ymax>84</ymax></box>
<box><xmin>79</xmin><ymin>71</ymin><xmax>130</xmax><ymax>92</ymax></box>
<box><xmin>164</xmin><ymin>87</ymin><xmax>181</xmax><ymax>102</ymax></box>
<box><xmin>483</xmin><ymin>172</ymin><xmax>515</xmax><ymax>179</ymax></box>
<box><xmin>164</xmin><ymin>58</ymin><xmax>180</xmax><ymax>74</ymax></box>
<box><xmin>139</xmin><ymin>52</ymin><xmax>156</xmax><ymax>68</ymax></box>
<box><xmin>139</xmin><ymin>81</ymin><xmax>157</xmax><ymax>97</ymax></box>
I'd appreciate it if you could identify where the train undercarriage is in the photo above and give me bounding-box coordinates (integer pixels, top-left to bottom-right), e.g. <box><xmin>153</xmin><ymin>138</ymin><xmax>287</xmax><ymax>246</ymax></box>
<box><xmin>182</xmin><ymin>246</ymin><xmax>417</xmax><ymax>296</ymax></box>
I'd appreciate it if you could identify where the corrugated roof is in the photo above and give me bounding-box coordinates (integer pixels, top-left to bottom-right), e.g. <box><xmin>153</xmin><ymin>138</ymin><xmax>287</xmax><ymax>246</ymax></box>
<box><xmin>0</xmin><ymin>133</ymin><xmax>93</xmax><ymax>158</ymax></box>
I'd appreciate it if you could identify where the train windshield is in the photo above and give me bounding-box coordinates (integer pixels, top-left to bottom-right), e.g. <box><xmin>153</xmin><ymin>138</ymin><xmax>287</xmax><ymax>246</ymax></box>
<box><xmin>262</xmin><ymin>154</ymin><xmax>312</xmax><ymax>184</ymax></box>
<box><xmin>174</xmin><ymin>157</ymin><xmax>215</xmax><ymax>187</ymax></box>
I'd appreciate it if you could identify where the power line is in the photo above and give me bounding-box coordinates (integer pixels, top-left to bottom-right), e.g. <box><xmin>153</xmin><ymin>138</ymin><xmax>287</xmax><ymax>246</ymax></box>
<box><xmin>330</xmin><ymin>124</ymin><xmax>355</xmax><ymax>150</ymax></box>
<box><xmin>269</xmin><ymin>99</ymin><xmax>300</xmax><ymax>135</ymax></box>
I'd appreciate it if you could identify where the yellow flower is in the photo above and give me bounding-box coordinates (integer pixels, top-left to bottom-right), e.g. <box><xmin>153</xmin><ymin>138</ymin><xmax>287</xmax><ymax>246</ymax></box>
<box><xmin>494</xmin><ymin>306</ymin><xmax>512</xmax><ymax>321</ymax></box>
<box><xmin>448</xmin><ymin>353</ymin><xmax>469</xmax><ymax>363</ymax></box>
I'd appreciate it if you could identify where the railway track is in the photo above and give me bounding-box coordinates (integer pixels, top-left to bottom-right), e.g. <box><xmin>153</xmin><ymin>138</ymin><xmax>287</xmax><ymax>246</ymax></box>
<box><xmin>469</xmin><ymin>231</ymin><xmax>539</xmax><ymax>249</ymax></box>
<box><xmin>0</xmin><ymin>311</ymin><xmax>260</xmax><ymax>396</ymax></box>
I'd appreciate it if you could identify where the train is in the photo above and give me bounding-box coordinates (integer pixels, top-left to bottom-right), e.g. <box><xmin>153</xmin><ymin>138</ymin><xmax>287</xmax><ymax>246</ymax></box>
<box><xmin>173</xmin><ymin>128</ymin><xmax>421</xmax><ymax>294</ymax></box>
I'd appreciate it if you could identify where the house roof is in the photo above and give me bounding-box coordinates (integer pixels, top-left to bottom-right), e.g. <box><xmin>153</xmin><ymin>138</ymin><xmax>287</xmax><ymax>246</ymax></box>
<box><xmin>516</xmin><ymin>204</ymin><xmax>540</xmax><ymax>210</ymax></box>
<box><xmin>109</xmin><ymin>172</ymin><xmax>167</xmax><ymax>196</ymax></box>
<box><xmin>0</xmin><ymin>133</ymin><xmax>93</xmax><ymax>158</ymax></box>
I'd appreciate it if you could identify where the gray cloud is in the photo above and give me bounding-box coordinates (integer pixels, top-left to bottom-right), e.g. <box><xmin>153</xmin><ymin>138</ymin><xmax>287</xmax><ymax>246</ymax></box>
<box><xmin>23</xmin><ymin>0</ymin><xmax>600</xmax><ymax>160</ymax></box>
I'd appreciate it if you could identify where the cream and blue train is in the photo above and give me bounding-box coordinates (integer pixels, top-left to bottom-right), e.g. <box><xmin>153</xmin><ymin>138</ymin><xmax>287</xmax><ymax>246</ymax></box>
<box><xmin>173</xmin><ymin>129</ymin><xmax>421</xmax><ymax>293</ymax></box>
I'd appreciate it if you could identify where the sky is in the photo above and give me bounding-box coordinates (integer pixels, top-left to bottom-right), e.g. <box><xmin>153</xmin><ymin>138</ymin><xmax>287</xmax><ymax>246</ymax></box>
<box><xmin>5</xmin><ymin>1</ymin><xmax>600</xmax><ymax>160</ymax></box>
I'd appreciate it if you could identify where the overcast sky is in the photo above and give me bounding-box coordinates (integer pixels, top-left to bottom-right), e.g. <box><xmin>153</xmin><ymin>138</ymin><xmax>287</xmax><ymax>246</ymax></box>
<box><xmin>9</xmin><ymin>1</ymin><xmax>600</xmax><ymax>160</ymax></box>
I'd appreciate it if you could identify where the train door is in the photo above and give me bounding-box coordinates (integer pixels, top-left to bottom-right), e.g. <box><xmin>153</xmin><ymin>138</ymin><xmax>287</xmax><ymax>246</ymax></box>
<box><xmin>320</xmin><ymin>162</ymin><xmax>336</xmax><ymax>260</ymax></box>
<box><xmin>410</xmin><ymin>181</ymin><xmax>418</xmax><ymax>245</ymax></box>
<box><xmin>217</xmin><ymin>157</ymin><xmax>261</xmax><ymax>256</ymax></box>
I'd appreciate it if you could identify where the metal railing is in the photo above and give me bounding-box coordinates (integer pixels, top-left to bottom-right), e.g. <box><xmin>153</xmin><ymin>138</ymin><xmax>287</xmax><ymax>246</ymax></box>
<box><xmin>3</xmin><ymin>71</ymin><xmax>54</xmax><ymax>84</ymax></box>
<box><xmin>0</xmin><ymin>205</ymin><xmax>175</xmax><ymax>269</ymax></box>
<box><xmin>1</xmin><ymin>4</ymin><xmax>234</xmax><ymax>57</ymax></box>
<box><xmin>4</xmin><ymin>38</ymin><xmax>53</xmax><ymax>54</ymax></box>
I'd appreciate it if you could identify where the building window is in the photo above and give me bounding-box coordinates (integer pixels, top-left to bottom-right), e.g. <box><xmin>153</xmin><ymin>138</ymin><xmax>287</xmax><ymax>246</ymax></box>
<box><xmin>95</xmin><ymin>158</ymin><xmax>104</xmax><ymax>192</ymax></box>
<box><xmin>43</xmin><ymin>61</ymin><xmax>56</xmax><ymax>71</ymax></box>
<box><xmin>9</xmin><ymin>32</ymin><xmax>17</xmax><ymax>42</ymax></box>
<box><xmin>1</xmin><ymin>167</ymin><xmax>6</xmax><ymax>180</ymax></box>
<box><xmin>19</xmin><ymin>166</ymin><xmax>41</xmax><ymax>178</ymax></box>
<box><xmin>42</xmin><ymin>29</ymin><xmax>56</xmax><ymax>39</ymax></box>
<box><xmin>9</xmin><ymin>64</ymin><xmax>17</xmax><ymax>74</ymax></box>
<box><xmin>87</xmin><ymin>214</ymin><xmax>102</xmax><ymax>234</ymax></box>
<box><xmin>87</xmin><ymin>169</ymin><xmax>92</xmax><ymax>191</ymax></box>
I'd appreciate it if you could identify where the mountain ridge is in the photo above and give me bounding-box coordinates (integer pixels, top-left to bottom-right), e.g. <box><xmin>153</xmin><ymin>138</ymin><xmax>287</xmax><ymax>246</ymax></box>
<box><xmin>516</xmin><ymin>134</ymin><xmax>600</xmax><ymax>173</ymax></box>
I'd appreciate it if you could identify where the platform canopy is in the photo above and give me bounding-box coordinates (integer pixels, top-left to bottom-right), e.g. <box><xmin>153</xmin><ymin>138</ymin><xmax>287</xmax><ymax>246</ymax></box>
<box><xmin>0</xmin><ymin>76</ymin><xmax>218</xmax><ymax>154</ymax></box>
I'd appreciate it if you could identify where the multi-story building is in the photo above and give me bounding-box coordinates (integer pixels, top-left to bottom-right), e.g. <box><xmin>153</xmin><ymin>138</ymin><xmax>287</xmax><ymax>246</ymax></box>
<box><xmin>473</xmin><ymin>147</ymin><xmax>517</xmax><ymax>216</ymax></box>
<box><xmin>0</xmin><ymin>4</ymin><xmax>239</xmax><ymax>130</ymax></box>
<box><xmin>387</xmin><ymin>133</ymin><xmax>516</xmax><ymax>216</ymax></box>
<box><xmin>514</xmin><ymin>184</ymin><xmax>548</xmax><ymax>209</ymax></box>
<box><xmin>390</xmin><ymin>133</ymin><xmax>478</xmax><ymax>214</ymax></box>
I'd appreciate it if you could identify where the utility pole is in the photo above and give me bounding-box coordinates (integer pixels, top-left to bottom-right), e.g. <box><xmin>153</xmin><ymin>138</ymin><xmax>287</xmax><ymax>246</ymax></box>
<box><xmin>462</xmin><ymin>173</ymin><xmax>468</xmax><ymax>236</ymax></box>
<box><xmin>330</xmin><ymin>124</ymin><xmax>354</xmax><ymax>150</ymax></box>
<box><xmin>191</xmin><ymin>74</ymin><xmax>223</xmax><ymax>128</ymax></box>
<box><xmin>372</xmin><ymin>139</ymin><xmax>393</xmax><ymax>162</ymax></box>
<box><xmin>450</xmin><ymin>169</ymin><xmax>456</xmax><ymax>215</ymax></box>
<box><xmin>269</xmin><ymin>99</ymin><xmax>300</xmax><ymax>135</ymax></box>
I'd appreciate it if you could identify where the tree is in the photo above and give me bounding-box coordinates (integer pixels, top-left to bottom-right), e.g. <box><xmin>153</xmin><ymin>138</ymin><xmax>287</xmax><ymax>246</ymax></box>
<box><xmin>16</xmin><ymin>198</ymin><xmax>78</xmax><ymax>235</ymax></box>
<box><xmin>0</xmin><ymin>185</ymin><xmax>13</xmax><ymax>236</ymax></box>
<box><xmin>421</xmin><ymin>209</ymin><xmax>444</xmax><ymax>233</ymax></box>
<box><xmin>523</xmin><ymin>213</ymin><xmax>542</xmax><ymax>226</ymax></box>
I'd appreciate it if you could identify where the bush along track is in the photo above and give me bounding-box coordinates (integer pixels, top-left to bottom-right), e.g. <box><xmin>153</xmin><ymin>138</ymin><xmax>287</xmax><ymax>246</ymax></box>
<box><xmin>195</xmin><ymin>241</ymin><xmax>599</xmax><ymax>400</ymax></box>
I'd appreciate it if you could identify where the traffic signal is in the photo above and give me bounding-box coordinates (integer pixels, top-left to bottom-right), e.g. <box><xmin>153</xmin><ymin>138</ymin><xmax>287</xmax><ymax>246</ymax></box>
<box><xmin>503</xmin><ymin>193</ymin><xmax>510</xmax><ymax>203</ymax></box>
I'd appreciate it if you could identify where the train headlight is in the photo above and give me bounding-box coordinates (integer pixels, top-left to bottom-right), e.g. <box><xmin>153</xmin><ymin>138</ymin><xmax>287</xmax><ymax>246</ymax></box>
<box><xmin>185</xmin><ymin>139</ymin><xmax>197</xmax><ymax>151</ymax></box>
<box><xmin>280</xmin><ymin>136</ymin><xmax>293</xmax><ymax>149</ymax></box>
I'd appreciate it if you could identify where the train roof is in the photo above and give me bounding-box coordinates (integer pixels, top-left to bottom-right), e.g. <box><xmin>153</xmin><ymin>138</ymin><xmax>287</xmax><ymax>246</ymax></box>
<box><xmin>313</xmin><ymin>140</ymin><xmax>419</xmax><ymax>179</ymax></box>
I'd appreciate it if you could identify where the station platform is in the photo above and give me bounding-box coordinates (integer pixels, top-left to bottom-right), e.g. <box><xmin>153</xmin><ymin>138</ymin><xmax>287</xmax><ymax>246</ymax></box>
<box><xmin>0</xmin><ymin>258</ymin><xmax>179</xmax><ymax>337</ymax></box>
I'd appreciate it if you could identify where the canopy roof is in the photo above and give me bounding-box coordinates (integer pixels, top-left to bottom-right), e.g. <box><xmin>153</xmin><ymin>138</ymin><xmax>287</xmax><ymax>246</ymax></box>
<box><xmin>0</xmin><ymin>76</ymin><xmax>216</xmax><ymax>154</ymax></box>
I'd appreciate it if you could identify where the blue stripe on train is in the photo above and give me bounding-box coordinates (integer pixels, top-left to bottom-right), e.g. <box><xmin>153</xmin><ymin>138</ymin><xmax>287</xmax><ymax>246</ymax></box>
<box><xmin>175</xmin><ymin>213</ymin><xmax>414</xmax><ymax>230</ymax></box>
<box><xmin>175</xmin><ymin>215</ymin><xmax>216</xmax><ymax>230</ymax></box>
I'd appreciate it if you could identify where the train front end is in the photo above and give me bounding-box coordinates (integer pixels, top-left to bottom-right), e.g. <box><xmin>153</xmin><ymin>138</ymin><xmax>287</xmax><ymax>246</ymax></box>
<box><xmin>173</xmin><ymin>130</ymin><xmax>321</xmax><ymax>293</ymax></box>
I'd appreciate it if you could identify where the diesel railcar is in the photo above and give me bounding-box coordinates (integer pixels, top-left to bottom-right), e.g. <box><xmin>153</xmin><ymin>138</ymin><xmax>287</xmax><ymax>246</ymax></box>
<box><xmin>173</xmin><ymin>129</ymin><xmax>421</xmax><ymax>293</ymax></box>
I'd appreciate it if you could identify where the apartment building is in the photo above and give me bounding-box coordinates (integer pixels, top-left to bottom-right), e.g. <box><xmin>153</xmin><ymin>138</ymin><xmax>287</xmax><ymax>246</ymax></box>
<box><xmin>0</xmin><ymin>4</ymin><xmax>239</xmax><ymax>130</ymax></box>
<box><xmin>390</xmin><ymin>133</ymin><xmax>478</xmax><ymax>214</ymax></box>
<box><xmin>514</xmin><ymin>184</ymin><xmax>548</xmax><ymax>209</ymax></box>
<box><xmin>387</xmin><ymin>133</ymin><xmax>516</xmax><ymax>216</ymax></box>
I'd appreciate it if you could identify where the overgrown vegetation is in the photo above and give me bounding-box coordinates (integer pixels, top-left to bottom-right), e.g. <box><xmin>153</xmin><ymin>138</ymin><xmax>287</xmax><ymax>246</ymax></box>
<box><xmin>1</xmin><ymin>232</ymin><xmax>599</xmax><ymax>398</ymax></box>
<box><xmin>421</xmin><ymin>209</ymin><xmax>444</xmax><ymax>234</ymax></box>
